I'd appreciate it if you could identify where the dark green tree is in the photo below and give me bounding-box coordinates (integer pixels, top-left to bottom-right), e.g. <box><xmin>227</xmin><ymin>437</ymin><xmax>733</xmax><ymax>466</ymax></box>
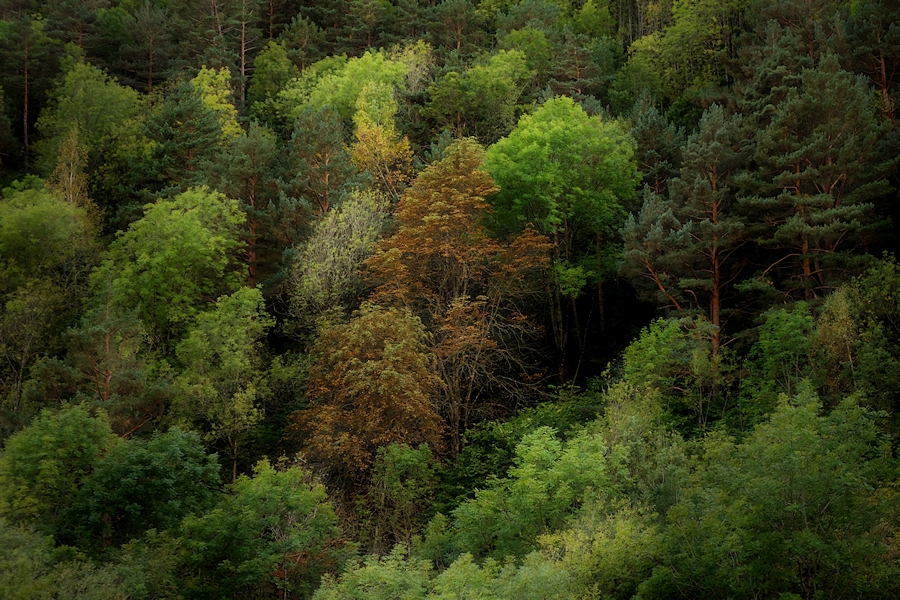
<box><xmin>69</xmin><ymin>428</ymin><xmax>220</xmax><ymax>552</ymax></box>
<box><xmin>143</xmin><ymin>80</ymin><xmax>223</xmax><ymax>190</ymax></box>
<box><xmin>116</xmin><ymin>1</ymin><xmax>176</xmax><ymax>94</ymax></box>
<box><xmin>281</xmin><ymin>106</ymin><xmax>361</xmax><ymax>217</ymax></box>
<box><xmin>0</xmin><ymin>13</ymin><xmax>58</xmax><ymax>163</ymax></box>
<box><xmin>178</xmin><ymin>459</ymin><xmax>349</xmax><ymax>599</ymax></box>
<box><xmin>0</xmin><ymin>405</ymin><xmax>118</xmax><ymax>538</ymax></box>
<box><xmin>739</xmin><ymin>55</ymin><xmax>892</xmax><ymax>300</ymax></box>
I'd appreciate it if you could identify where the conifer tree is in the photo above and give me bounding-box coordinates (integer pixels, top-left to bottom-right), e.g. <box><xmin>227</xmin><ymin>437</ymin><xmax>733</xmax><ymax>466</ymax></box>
<box><xmin>739</xmin><ymin>55</ymin><xmax>892</xmax><ymax>300</ymax></box>
<box><xmin>116</xmin><ymin>1</ymin><xmax>175</xmax><ymax>93</ymax></box>
<box><xmin>282</xmin><ymin>106</ymin><xmax>360</xmax><ymax>216</ymax></box>
<box><xmin>668</xmin><ymin>104</ymin><xmax>746</xmax><ymax>352</ymax></box>
<box><xmin>143</xmin><ymin>80</ymin><xmax>222</xmax><ymax>189</ymax></box>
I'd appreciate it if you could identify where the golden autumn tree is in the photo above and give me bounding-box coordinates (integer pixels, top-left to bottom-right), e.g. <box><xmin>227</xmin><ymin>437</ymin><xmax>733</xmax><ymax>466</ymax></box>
<box><xmin>291</xmin><ymin>303</ymin><xmax>444</xmax><ymax>485</ymax></box>
<box><xmin>365</xmin><ymin>138</ymin><xmax>550</xmax><ymax>454</ymax></box>
<box><xmin>349</xmin><ymin>81</ymin><xmax>414</xmax><ymax>202</ymax></box>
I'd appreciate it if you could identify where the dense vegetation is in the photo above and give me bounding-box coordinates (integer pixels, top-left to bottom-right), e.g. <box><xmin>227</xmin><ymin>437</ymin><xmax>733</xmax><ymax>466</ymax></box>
<box><xmin>1</xmin><ymin>0</ymin><xmax>900</xmax><ymax>598</ymax></box>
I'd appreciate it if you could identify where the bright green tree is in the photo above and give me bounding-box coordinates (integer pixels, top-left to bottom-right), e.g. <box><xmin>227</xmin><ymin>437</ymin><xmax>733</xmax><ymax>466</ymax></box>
<box><xmin>35</xmin><ymin>60</ymin><xmax>143</xmax><ymax>177</ymax></box>
<box><xmin>485</xmin><ymin>96</ymin><xmax>638</xmax><ymax>373</ymax></box>
<box><xmin>91</xmin><ymin>187</ymin><xmax>245</xmax><ymax>344</ymax></box>
<box><xmin>191</xmin><ymin>65</ymin><xmax>242</xmax><ymax>140</ymax></box>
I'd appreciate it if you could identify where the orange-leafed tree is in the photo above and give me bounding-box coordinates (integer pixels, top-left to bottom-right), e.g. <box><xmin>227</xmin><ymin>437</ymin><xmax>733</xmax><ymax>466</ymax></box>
<box><xmin>365</xmin><ymin>138</ymin><xmax>550</xmax><ymax>454</ymax></box>
<box><xmin>290</xmin><ymin>303</ymin><xmax>444</xmax><ymax>486</ymax></box>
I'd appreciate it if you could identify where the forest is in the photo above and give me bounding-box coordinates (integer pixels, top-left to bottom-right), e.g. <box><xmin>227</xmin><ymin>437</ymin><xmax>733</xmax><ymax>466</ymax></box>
<box><xmin>1</xmin><ymin>0</ymin><xmax>900</xmax><ymax>597</ymax></box>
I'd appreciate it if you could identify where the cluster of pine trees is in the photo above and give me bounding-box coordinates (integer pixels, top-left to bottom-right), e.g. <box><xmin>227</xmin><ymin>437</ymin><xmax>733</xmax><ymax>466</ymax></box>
<box><xmin>2</xmin><ymin>0</ymin><xmax>900</xmax><ymax>598</ymax></box>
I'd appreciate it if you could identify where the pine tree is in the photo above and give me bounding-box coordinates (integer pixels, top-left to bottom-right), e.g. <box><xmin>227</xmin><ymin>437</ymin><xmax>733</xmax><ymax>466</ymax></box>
<box><xmin>282</xmin><ymin>106</ymin><xmax>361</xmax><ymax>216</ymax></box>
<box><xmin>116</xmin><ymin>1</ymin><xmax>176</xmax><ymax>93</ymax></box>
<box><xmin>668</xmin><ymin>104</ymin><xmax>747</xmax><ymax>352</ymax></box>
<box><xmin>739</xmin><ymin>55</ymin><xmax>892</xmax><ymax>300</ymax></box>
<box><xmin>143</xmin><ymin>80</ymin><xmax>223</xmax><ymax>190</ymax></box>
<box><xmin>629</xmin><ymin>94</ymin><xmax>684</xmax><ymax>197</ymax></box>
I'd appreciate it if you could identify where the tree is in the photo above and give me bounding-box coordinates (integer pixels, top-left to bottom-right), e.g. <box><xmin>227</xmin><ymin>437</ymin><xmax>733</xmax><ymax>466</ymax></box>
<box><xmin>356</xmin><ymin>443</ymin><xmax>439</xmax><ymax>554</ymax></box>
<box><xmin>69</xmin><ymin>428</ymin><xmax>220</xmax><ymax>551</ymax></box>
<box><xmin>178</xmin><ymin>459</ymin><xmax>349</xmax><ymax>599</ymax></box>
<box><xmin>247</xmin><ymin>39</ymin><xmax>298</xmax><ymax>123</ymax></box>
<box><xmin>91</xmin><ymin>187</ymin><xmax>245</xmax><ymax>344</ymax></box>
<box><xmin>278</xmin><ymin>14</ymin><xmax>325</xmax><ymax>71</ymax></box>
<box><xmin>43</xmin><ymin>0</ymin><xmax>110</xmax><ymax>53</ymax></box>
<box><xmin>174</xmin><ymin>287</ymin><xmax>274</xmax><ymax>482</ymax></box>
<box><xmin>366</xmin><ymin>138</ymin><xmax>550</xmax><ymax>453</ymax></box>
<box><xmin>845</xmin><ymin>0</ymin><xmax>900</xmax><ymax>120</ymax></box>
<box><xmin>288</xmin><ymin>190</ymin><xmax>389</xmax><ymax>328</ymax></box>
<box><xmin>0</xmin><ymin>405</ymin><xmax>118</xmax><ymax>538</ymax></box>
<box><xmin>303</xmin><ymin>49</ymin><xmax>408</xmax><ymax>123</ymax></box>
<box><xmin>0</xmin><ymin>13</ymin><xmax>58</xmax><ymax>163</ymax></box>
<box><xmin>30</xmin><ymin>289</ymin><xmax>170</xmax><ymax>437</ymax></box>
<box><xmin>654</xmin><ymin>386</ymin><xmax>900</xmax><ymax>600</ymax></box>
<box><xmin>200</xmin><ymin>121</ymin><xmax>281</xmax><ymax>283</ymax></box>
<box><xmin>0</xmin><ymin>183</ymin><xmax>97</xmax><ymax>415</ymax></box>
<box><xmin>116</xmin><ymin>0</ymin><xmax>176</xmax><ymax>93</ymax></box>
<box><xmin>350</xmin><ymin>81</ymin><xmax>414</xmax><ymax>201</ymax></box>
<box><xmin>628</xmin><ymin>95</ymin><xmax>683</xmax><ymax>197</ymax></box>
<box><xmin>34</xmin><ymin>59</ymin><xmax>144</xmax><ymax>212</ymax></box>
<box><xmin>282</xmin><ymin>106</ymin><xmax>361</xmax><ymax>216</ymax></box>
<box><xmin>424</xmin><ymin>49</ymin><xmax>532</xmax><ymax>144</ymax></box>
<box><xmin>739</xmin><ymin>54</ymin><xmax>892</xmax><ymax>300</ymax></box>
<box><xmin>626</xmin><ymin>0</ymin><xmax>741</xmax><ymax>103</ymax></box>
<box><xmin>485</xmin><ymin>96</ymin><xmax>639</xmax><ymax>374</ymax></box>
<box><xmin>430</xmin><ymin>0</ymin><xmax>485</xmax><ymax>56</ymax></box>
<box><xmin>448</xmin><ymin>426</ymin><xmax>621</xmax><ymax>560</ymax></box>
<box><xmin>623</xmin><ymin>104</ymin><xmax>746</xmax><ymax>353</ymax></box>
<box><xmin>290</xmin><ymin>302</ymin><xmax>445</xmax><ymax>485</ymax></box>
<box><xmin>46</xmin><ymin>129</ymin><xmax>91</xmax><ymax>210</ymax></box>
<box><xmin>143</xmin><ymin>80</ymin><xmax>223</xmax><ymax>189</ymax></box>
<box><xmin>191</xmin><ymin>65</ymin><xmax>242</xmax><ymax>140</ymax></box>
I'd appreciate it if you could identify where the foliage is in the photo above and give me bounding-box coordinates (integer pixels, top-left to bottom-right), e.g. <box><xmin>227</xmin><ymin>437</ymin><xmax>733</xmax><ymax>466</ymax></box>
<box><xmin>69</xmin><ymin>428</ymin><xmax>220</xmax><ymax>551</ymax></box>
<box><xmin>446</xmin><ymin>426</ymin><xmax>624</xmax><ymax>560</ymax></box>
<box><xmin>179</xmin><ymin>459</ymin><xmax>348</xmax><ymax>599</ymax></box>
<box><xmin>92</xmin><ymin>187</ymin><xmax>245</xmax><ymax>342</ymax></box>
<box><xmin>34</xmin><ymin>60</ymin><xmax>143</xmax><ymax>176</ymax></box>
<box><xmin>424</xmin><ymin>49</ymin><xmax>532</xmax><ymax>143</ymax></box>
<box><xmin>291</xmin><ymin>302</ymin><xmax>444</xmax><ymax>484</ymax></box>
<box><xmin>191</xmin><ymin>65</ymin><xmax>242</xmax><ymax>140</ymax></box>
<box><xmin>0</xmin><ymin>405</ymin><xmax>118</xmax><ymax>537</ymax></box>
<box><xmin>357</xmin><ymin>443</ymin><xmax>439</xmax><ymax>554</ymax></box>
<box><xmin>288</xmin><ymin>190</ymin><xmax>388</xmax><ymax>329</ymax></box>
<box><xmin>366</xmin><ymin>138</ymin><xmax>551</xmax><ymax>452</ymax></box>
<box><xmin>650</xmin><ymin>386</ymin><xmax>900</xmax><ymax>600</ymax></box>
<box><xmin>485</xmin><ymin>95</ymin><xmax>638</xmax><ymax>371</ymax></box>
<box><xmin>174</xmin><ymin>287</ymin><xmax>274</xmax><ymax>481</ymax></box>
